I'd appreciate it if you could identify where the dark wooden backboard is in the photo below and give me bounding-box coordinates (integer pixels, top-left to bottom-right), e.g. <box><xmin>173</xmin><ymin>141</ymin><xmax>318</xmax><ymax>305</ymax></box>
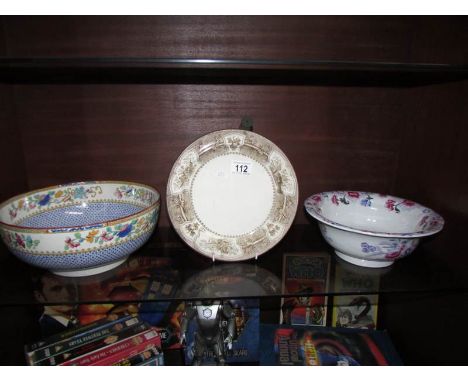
<box><xmin>1</xmin><ymin>16</ymin><xmax>467</xmax><ymax>63</ymax></box>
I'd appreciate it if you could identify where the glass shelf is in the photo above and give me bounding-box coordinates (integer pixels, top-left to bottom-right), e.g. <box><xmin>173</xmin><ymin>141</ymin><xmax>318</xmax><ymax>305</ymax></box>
<box><xmin>1</xmin><ymin>57</ymin><xmax>467</xmax><ymax>86</ymax></box>
<box><xmin>0</xmin><ymin>225</ymin><xmax>465</xmax><ymax>307</ymax></box>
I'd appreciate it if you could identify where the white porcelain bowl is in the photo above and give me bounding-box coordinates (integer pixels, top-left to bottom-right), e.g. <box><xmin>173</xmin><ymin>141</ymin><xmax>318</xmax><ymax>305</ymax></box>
<box><xmin>0</xmin><ymin>181</ymin><xmax>160</xmax><ymax>277</ymax></box>
<box><xmin>305</xmin><ymin>191</ymin><xmax>444</xmax><ymax>268</ymax></box>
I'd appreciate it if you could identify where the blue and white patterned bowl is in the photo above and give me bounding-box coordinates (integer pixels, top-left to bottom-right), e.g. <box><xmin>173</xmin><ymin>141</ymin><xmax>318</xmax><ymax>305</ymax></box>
<box><xmin>0</xmin><ymin>181</ymin><xmax>160</xmax><ymax>277</ymax></box>
<box><xmin>305</xmin><ymin>191</ymin><xmax>444</xmax><ymax>268</ymax></box>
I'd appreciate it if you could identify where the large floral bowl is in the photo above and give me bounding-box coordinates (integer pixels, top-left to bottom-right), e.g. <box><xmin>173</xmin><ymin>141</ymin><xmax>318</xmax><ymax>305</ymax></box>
<box><xmin>0</xmin><ymin>181</ymin><xmax>160</xmax><ymax>277</ymax></box>
<box><xmin>305</xmin><ymin>191</ymin><xmax>444</xmax><ymax>268</ymax></box>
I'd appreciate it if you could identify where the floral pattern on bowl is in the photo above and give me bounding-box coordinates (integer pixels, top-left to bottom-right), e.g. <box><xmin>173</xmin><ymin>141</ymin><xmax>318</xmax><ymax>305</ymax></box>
<box><xmin>0</xmin><ymin>181</ymin><xmax>160</xmax><ymax>277</ymax></box>
<box><xmin>305</xmin><ymin>191</ymin><xmax>444</xmax><ymax>268</ymax></box>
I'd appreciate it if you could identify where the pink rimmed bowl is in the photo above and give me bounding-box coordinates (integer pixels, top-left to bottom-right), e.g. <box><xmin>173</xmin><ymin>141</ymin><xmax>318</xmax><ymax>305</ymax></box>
<box><xmin>305</xmin><ymin>191</ymin><xmax>444</xmax><ymax>268</ymax></box>
<box><xmin>0</xmin><ymin>181</ymin><xmax>160</xmax><ymax>277</ymax></box>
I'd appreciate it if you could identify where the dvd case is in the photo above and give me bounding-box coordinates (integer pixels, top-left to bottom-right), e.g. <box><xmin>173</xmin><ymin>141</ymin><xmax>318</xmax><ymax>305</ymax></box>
<box><xmin>111</xmin><ymin>346</ymin><xmax>163</xmax><ymax>366</ymax></box>
<box><xmin>36</xmin><ymin>322</ymin><xmax>150</xmax><ymax>365</ymax></box>
<box><xmin>26</xmin><ymin>314</ymin><xmax>141</xmax><ymax>365</ymax></box>
<box><xmin>61</xmin><ymin>328</ymin><xmax>160</xmax><ymax>366</ymax></box>
<box><xmin>259</xmin><ymin>324</ymin><xmax>402</xmax><ymax>366</ymax></box>
<box><xmin>91</xmin><ymin>332</ymin><xmax>163</xmax><ymax>366</ymax></box>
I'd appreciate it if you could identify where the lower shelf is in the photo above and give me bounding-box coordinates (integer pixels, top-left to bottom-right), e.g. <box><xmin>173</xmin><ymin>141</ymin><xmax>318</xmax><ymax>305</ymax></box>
<box><xmin>0</xmin><ymin>225</ymin><xmax>466</xmax><ymax>365</ymax></box>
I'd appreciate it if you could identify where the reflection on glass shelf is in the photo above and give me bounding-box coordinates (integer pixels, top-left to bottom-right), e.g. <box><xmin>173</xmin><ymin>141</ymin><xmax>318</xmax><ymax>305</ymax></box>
<box><xmin>0</xmin><ymin>225</ymin><xmax>466</xmax><ymax>306</ymax></box>
<box><xmin>177</xmin><ymin>263</ymin><xmax>281</xmax><ymax>299</ymax></box>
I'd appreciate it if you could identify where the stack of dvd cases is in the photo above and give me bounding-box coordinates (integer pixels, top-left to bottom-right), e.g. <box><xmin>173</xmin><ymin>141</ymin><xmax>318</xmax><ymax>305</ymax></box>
<box><xmin>24</xmin><ymin>314</ymin><xmax>164</xmax><ymax>366</ymax></box>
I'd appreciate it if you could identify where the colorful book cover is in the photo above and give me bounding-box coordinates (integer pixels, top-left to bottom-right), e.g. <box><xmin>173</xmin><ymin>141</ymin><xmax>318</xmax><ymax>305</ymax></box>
<box><xmin>259</xmin><ymin>324</ymin><xmax>403</xmax><ymax>366</ymax></box>
<box><xmin>332</xmin><ymin>261</ymin><xmax>380</xmax><ymax>330</ymax></box>
<box><xmin>182</xmin><ymin>299</ymin><xmax>259</xmax><ymax>365</ymax></box>
<box><xmin>280</xmin><ymin>253</ymin><xmax>331</xmax><ymax>326</ymax></box>
<box><xmin>31</xmin><ymin>256</ymin><xmax>165</xmax><ymax>339</ymax></box>
<box><xmin>76</xmin><ymin>256</ymin><xmax>171</xmax><ymax>325</ymax></box>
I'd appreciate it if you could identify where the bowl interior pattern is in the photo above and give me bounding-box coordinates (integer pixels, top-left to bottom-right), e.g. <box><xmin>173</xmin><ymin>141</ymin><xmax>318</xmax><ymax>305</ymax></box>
<box><xmin>305</xmin><ymin>191</ymin><xmax>444</xmax><ymax>237</ymax></box>
<box><xmin>0</xmin><ymin>181</ymin><xmax>157</xmax><ymax>229</ymax></box>
<box><xmin>18</xmin><ymin>203</ymin><xmax>144</xmax><ymax>229</ymax></box>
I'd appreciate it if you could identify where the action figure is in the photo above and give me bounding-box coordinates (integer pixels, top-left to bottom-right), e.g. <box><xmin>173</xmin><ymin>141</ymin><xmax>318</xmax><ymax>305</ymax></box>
<box><xmin>180</xmin><ymin>300</ymin><xmax>236</xmax><ymax>365</ymax></box>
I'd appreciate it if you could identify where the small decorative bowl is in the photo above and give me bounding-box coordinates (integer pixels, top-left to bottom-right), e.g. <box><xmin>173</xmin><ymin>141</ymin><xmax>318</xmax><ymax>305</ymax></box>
<box><xmin>0</xmin><ymin>181</ymin><xmax>160</xmax><ymax>277</ymax></box>
<box><xmin>305</xmin><ymin>191</ymin><xmax>444</xmax><ymax>268</ymax></box>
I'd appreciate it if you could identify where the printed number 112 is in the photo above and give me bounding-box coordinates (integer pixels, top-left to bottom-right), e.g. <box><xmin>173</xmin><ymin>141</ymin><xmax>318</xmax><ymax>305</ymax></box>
<box><xmin>235</xmin><ymin>164</ymin><xmax>248</xmax><ymax>173</ymax></box>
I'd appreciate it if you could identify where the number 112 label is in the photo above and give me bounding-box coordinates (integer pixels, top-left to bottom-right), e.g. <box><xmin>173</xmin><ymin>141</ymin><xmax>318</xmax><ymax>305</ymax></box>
<box><xmin>231</xmin><ymin>161</ymin><xmax>252</xmax><ymax>175</ymax></box>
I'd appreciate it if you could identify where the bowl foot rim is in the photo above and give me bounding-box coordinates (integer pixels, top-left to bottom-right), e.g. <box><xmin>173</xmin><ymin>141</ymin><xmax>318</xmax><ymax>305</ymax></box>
<box><xmin>335</xmin><ymin>250</ymin><xmax>394</xmax><ymax>268</ymax></box>
<box><xmin>51</xmin><ymin>258</ymin><xmax>128</xmax><ymax>277</ymax></box>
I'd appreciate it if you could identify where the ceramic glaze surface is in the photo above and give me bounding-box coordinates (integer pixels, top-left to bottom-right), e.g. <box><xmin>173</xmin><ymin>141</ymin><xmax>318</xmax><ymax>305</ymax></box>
<box><xmin>19</xmin><ymin>203</ymin><xmax>143</xmax><ymax>228</ymax></box>
<box><xmin>167</xmin><ymin>129</ymin><xmax>298</xmax><ymax>261</ymax></box>
<box><xmin>0</xmin><ymin>181</ymin><xmax>160</xmax><ymax>276</ymax></box>
<box><xmin>305</xmin><ymin>191</ymin><xmax>444</xmax><ymax>268</ymax></box>
<box><xmin>191</xmin><ymin>154</ymin><xmax>274</xmax><ymax>237</ymax></box>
